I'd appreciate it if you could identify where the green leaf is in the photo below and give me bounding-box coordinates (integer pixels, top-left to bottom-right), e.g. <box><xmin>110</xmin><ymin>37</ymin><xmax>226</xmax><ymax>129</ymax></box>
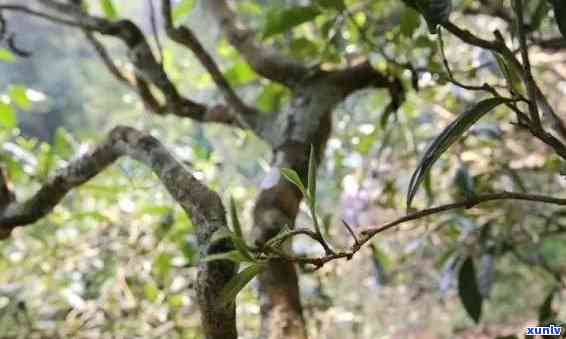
<box><xmin>529</xmin><ymin>0</ymin><xmax>550</xmax><ymax>32</ymax></box>
<box><xmin>0</xmin><ymin>48</ymin><xmax>16</xmax><ymax>63</ymax></box>
<box><xmin>454</xmin><ymin>164</ymin><xmax>475</xmax><ymax>198</ymax></box>
<box><xmin>289</xmin><ymin>37</ymin><xmax>320</xmax><ymax>60</ymax></box>
<box><xmin>211</xmin><ymin>225</ymin><xmax>253</xmax><ymax>262</ymax></box>
<box><xmin>256</xmin><ymin>83</ymin><xmax>287</xmax><ymax>112</ymax></box>
<box><xmin>99</xmin><ymin>0</ymin><xmax>118</xmax><ymax>20</ymax></box>
<box><xmin>407</xmin><ymin>97</ymin><xmax>510</xmax><ymax>208</ymax></box>
<box><xmin>403</xmin><ymin>0</ymin><xmax>452</xmax><ymax>33</ymax></box>
<box><xmin>52</xmin><ymin>128</ymin><xmax>75</xmax><ymax>158</ymax></box>
<box><xmin>458</xmin><ymin>256</ymin><xmax>483</xmax><ymax>323</ymax></box>
<box><xmin>307</xmin><ymin>145</ymin><xmax>317</xmax><ymax>206</ymax></box>
<box><xmin>492</xmin><ymin>52</ymin><xmax>524</xmax><ymax>96</ymax></box>
<box><xmin>203</xmin><ymin>250</ymin><xmax>247</xmax><ymax>264</ymax></box>
<box><xmin>551</xmin><ymin>0</ymin><xmax>566</xmax><ymax>38</ymax></box>
<box><xmin>173</xmin><ymin>0</ymin><xmax>195</xmax><ymax>24</ymax></box>
<box><xmin>37</xmin><ymin>144</ymin><xmax>54</xmax><ymax>181</ymax></box>
<box><xmin>219</xmin><ymin>263</ymin><xmax>265</xmax><ymax>307</ymax></box>
<box><xmin>9</xmin><ymin>86</ymin><xmax>31</xmax><ymax>110</ymax></box>
<box><xmin>538</xmin><ymin>288</ymin><xmax>557</xmax><ymax>325</ymax></box>
<box><xmin>400</xmin><ymin>6</ymin><xmax>421</xmax><ymax>37</ymax></box>
<box><xmin>229</xmin><ymin>197</ymin><xmax>243</xmax><ymax>238</ymax></box>
<box><xmin>153</xmin><ymin>253</ymin><xmax>172</xmax><ymax>282</ymax></box>
<box><xmin>144</xmin><ymin>282</ymin><xmax>160</xmax><ymax>303</ymax></box>
<box><xmin>281</xmin><ymin>168</ymin><xmax>307</xmax><ymax>197</ymax></box>
<box><xmin>262</xmin><ymin>6</ymin><xmax>322</xmax><ymax>39</ymax></box>
<box><xmin>316</xmin><ymin>0</ymin><xmax>345</xmax><ymax>11</ymax></box>
<box><xmin>0</xmin><ymin>102</ymin><xmax>16</xmax><ymax>128</ymax></box>
<box><xmin>232</xmin><ymin>235</ymin><xmax>254</xmax><ymax>262</ymax></box>
<box><xmin>210</xmin><ymin>228</ymin><xmax>234</xmax><ymax>245</ymax></box>
<box><xmin>224</xmin><ymin>61</ymin><xmax>257</xmax><ymax>86</ymax></box>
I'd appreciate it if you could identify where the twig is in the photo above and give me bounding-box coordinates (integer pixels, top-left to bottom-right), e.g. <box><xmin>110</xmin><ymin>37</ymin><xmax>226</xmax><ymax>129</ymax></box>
<box><xmin>161</xmin><ymin>0</ymin><xmax>257</xmax><ymax>130</ymax></box>
<box><xmin>342</xmin><ymin>219</ymin><xmax>359</xmax><ymax>246</ymax></box>
<box><xmin>148</xmin><ymin>0</ymin><xmax>164</xmax><ymax>65</ymax></box>
<box><xmin>253</xmin><ymin>191</ymin><xmax>566</xmax><ymax>267</ymax></box>
<box><xmin>512</xmin><ymin>0</ymin><xmax>541</xmax><ymax>127</ymax></box>
<box><xmin>438</xmin><ymin>28</ymin><xmax>499</xmax><ymax>95</ymax></box>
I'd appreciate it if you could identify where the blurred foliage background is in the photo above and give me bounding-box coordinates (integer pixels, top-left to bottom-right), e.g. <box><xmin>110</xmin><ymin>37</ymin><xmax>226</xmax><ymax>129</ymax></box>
<box><xmin>1</xmin><ymin>0</ymin><xmax>566</xmax><ymax>338</ymax></box>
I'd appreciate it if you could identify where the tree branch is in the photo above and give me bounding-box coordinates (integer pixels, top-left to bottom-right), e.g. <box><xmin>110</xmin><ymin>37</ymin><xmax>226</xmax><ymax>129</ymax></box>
<box><xmin>0</xmin><ymin>126</ymin><xmax>219</xmax><ymax>231</ymax></box>
<box><xmin>204</xmin><ymin>0</ymin><xmax>309</xmax><ymax>87</ymax></box>
<box><xmin>513</xmin><ymin>0</ymin><xmax>541</xmax><ymax>127</ymax></box>
<box><xmin>258</xmin><ymin>191</ymin><xmax>566</xmax><ymax>268</ymax></box>
<box><xmin>0</xmin><ymin>2</ymin><xmax>241</xmax><ymax>127</ymax></box>
<box><xmin>161</xmin><ymin>0</ymin><xmax>258</xmax><ymax>130</ymax></box>
<box><xmin>0</xmin><ymin>126</ymin><xmax>237</xmax><ymax>339</ymax></box>
<box><xmin>442</xmin><ymin>21</ymin><xmax>566</xmax><ymax>157</ymax></box>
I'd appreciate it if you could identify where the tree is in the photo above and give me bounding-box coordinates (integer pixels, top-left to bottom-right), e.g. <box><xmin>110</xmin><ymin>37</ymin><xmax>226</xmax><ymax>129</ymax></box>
<box><xmin>0</xmin><ymin>1</ymin><xmax>566</xmax><ymax>338</ymax></box>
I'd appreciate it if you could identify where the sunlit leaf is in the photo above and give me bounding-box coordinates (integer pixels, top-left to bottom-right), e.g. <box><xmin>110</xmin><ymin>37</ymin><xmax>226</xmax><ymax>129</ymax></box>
<box><xmin>153</xmin><ymin>253</ymin><xmax>172</xmax><ymax>282</ymax></box>
<box><xmin>224</xmin><ymin>61</ymin><xmax>257</xmax><ymax>86</ymax></box>
<box><xmin>0</xmin><ymin>48</ymin><xmax>16</xmax><ymax>63</ymax></box>
<box><xmin>144</xmin><ymin>283</ymin><xmax>160</xmax><ymax>303</ymax></box>
<box><xmin>173</xmin><ymin>0</ymin><xmax>195</xmax><ymax>24</ymax></box>
<box><xmin>0</xmin><ymin>102</ymin><xmax>16</xmax><ymax>129</ymax></box>
<box><xmin>256</xmin><ymin>83</ymin><xmax>288</xmax><ymax>112</ymax></box>
<box><xmin>407</xmin><ymin>97</ymin><xmax>510</xmax><ymax>208</ymax></box>
<box><xmin>219</xmin><ymin>263</ymin><xmax>265</xmax><ymax>307</ymax></box>
<box><xmin>9</xmin><ymin>86</ymin><xmax>31</xmax><ymax>110</ymax></box>
<box><xmin>458</xmin><ymin>256</ymin><xmax>482</xmax><ymax>323</ymax></box>
<box><xmin>262</xmin><ymin>6</ymin><xmax>321</xmax><ymax>39</ymax></box>
<box><xmin>99</xmin><ymin>0</ymin><xmax>118</xmax><ymax>20</ymax></box>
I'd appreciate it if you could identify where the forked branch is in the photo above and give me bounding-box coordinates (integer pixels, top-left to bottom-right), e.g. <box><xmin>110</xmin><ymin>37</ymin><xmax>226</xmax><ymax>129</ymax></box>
<box><xmin>0</xmin><ymin>126</ymin><xmax>237</xmax><ymax>339</ymax></box>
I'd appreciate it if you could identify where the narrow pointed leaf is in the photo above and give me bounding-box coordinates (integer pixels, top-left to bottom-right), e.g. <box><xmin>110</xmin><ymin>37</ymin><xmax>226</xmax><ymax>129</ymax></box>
<box><xmin>551</xmin><ymin>0</ymin><xmax>566</xmax><ymax>39</ymax></box>
<box><xmin>229</xmin><ymin>196</ymin><xmax>243</xmax><ymax>238</ymax></box>
<box><xmin>492</xmin><ymin>52</ymin><xmax>524</xmax><ymax>95</ymax></box>
<box><xmin>219</xmin><ymin>263</ymin><xmax>266</xmax><ymax>307</ymax></box>
<box><xmin>262</xmin><ymin>6</ymin><xmax>321</xmax><ymax>39</ymax></box>
<box><xmin>99</xmin><ymin>0</ymin><xmax>118</xmax><ymax>20</ymax></box>
<box><xmin>203</xmin><ymin>250</ymin><xmax>246</xmax><ymax>264</ymax></box>
<box><xmin>231</xmin><ymin>235</ymin><xmax>254</xmax><ymax>262</ymax></box>
<box><xmin>402</xmin><ymin>0</ymin><xmax>452</xmax><ymax>33</ymax></box>
<box><xmin>0</xmin><ymin>48</ymin><xmax>16</xmax><ymax>63</ymax></box>
<box><xmin>281</xmin><ymin>168</ymin><xmax>307</xmax><ymax>197</ymax></box>
<box><xmin>9</xmin><ymin>86</ymin><xmax>31</xmax><ymax>110</ymax></box>
<box><xmin>0</xmin><ymin>102</ymin><xmax>16</xmax><ymax>128</ymax></box>
<box><xmin>173</xmin><ymin>0</ymin><xmax>195</xmax><ymax>24</ymax></box>
<box><xmin>538</xmin><ymin>288</ymin><xmax>557</xmax><ymax>324</ymax></box>
<box><xmin>210</xmin><ymin>228</ymin><xmax>233</xmax><ymax>245</ymax></box>
<box><xmin>407</xmin><ymin>97</ymin><xmax>510</xmax><ymax>208</ymax></box>
<box><xmin>307</xmin><ymin>144</ymin><xmax>317</xmax><ymax>206</ymax></box>
<box><xmin>458</xmin><ymin>256</ymin><xmax>483</xmax><ymax>323</ymax></box>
